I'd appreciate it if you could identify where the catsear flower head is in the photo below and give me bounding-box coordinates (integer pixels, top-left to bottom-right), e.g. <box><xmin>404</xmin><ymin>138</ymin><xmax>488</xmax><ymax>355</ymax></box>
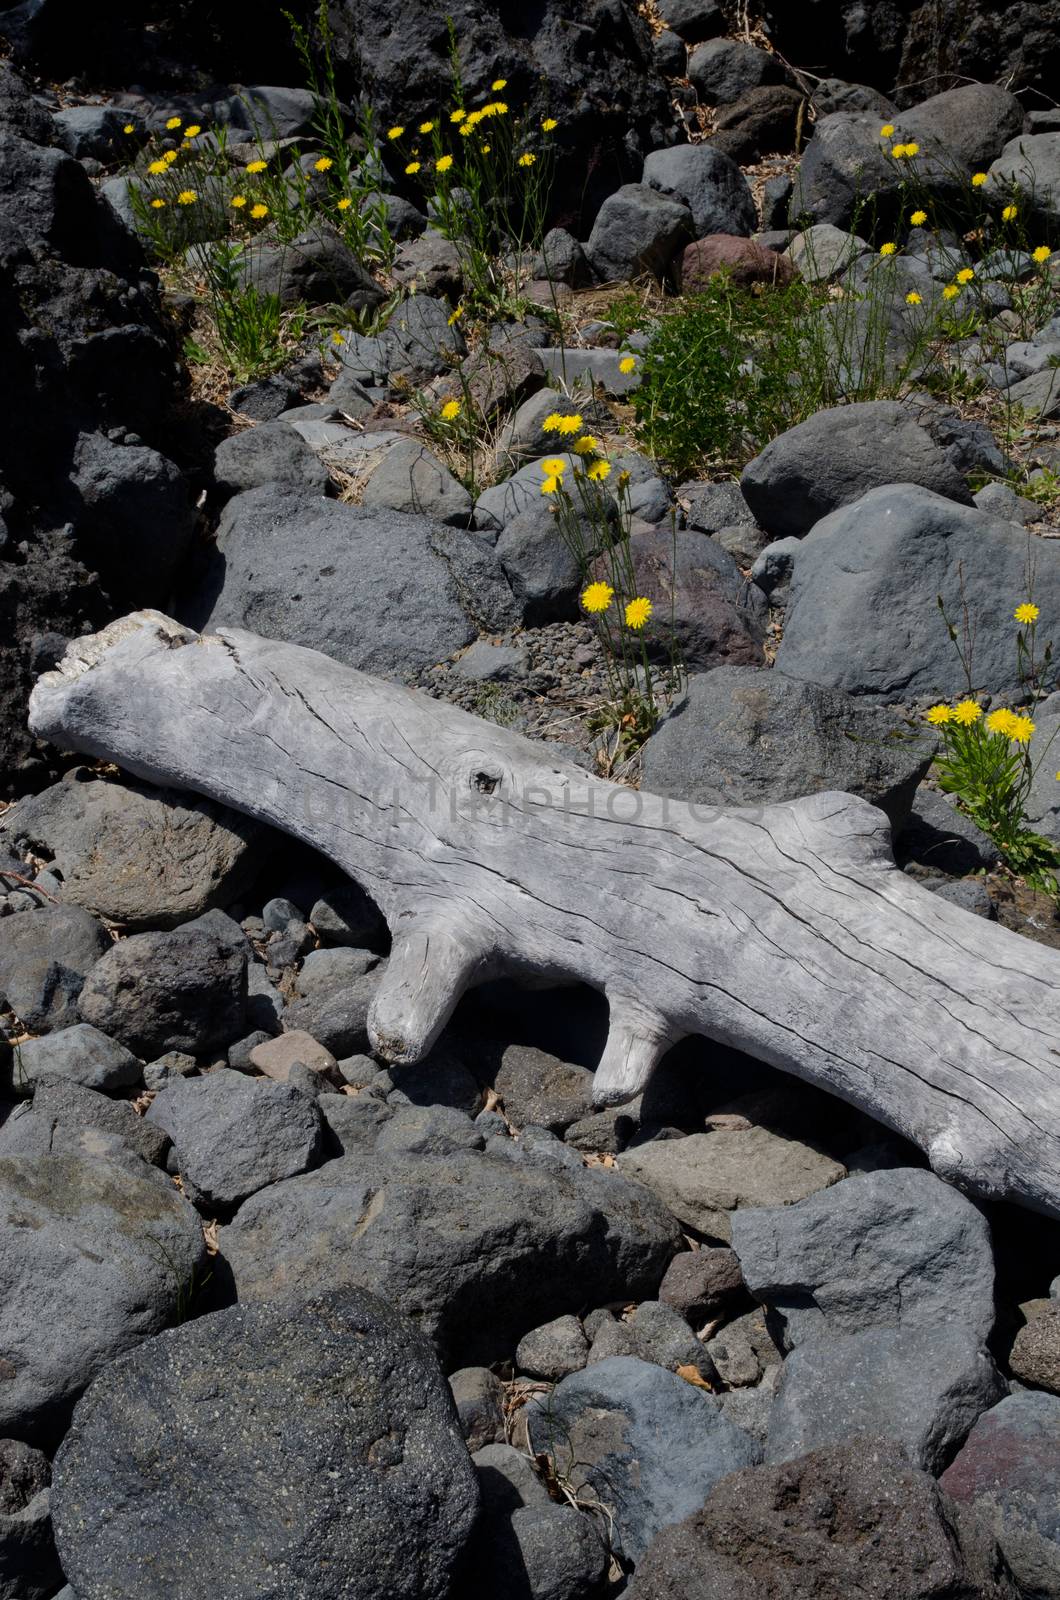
<box><xmin>1002</xmin><ymin>204</ymin><xmax>1018</xmax><ymax>221</ymax></box>
<box><xmin>1009</xmin><ymin>714</ymin><xmax>1036</xmax><ymax>744</ymax></box>
<box><xmin>541</xmin><ymin>457</ymin><xmax>567</xmax><ymax>476</ymax></box>
<box><xmin>387</xmin><ymin>125</ymin><xmax>404</xmax><ymax>140</ymax></box>
<box><xmin>971</xmin><ymin>171</ymin><xmax>988</xmax><ymax>187</ymax></box>
<box><xmin>177</xmin><ymin>189</ymin><xmax>198</xmax><ymax>205</ymax></box>
<box><xmin>543</xmin><ymin>412</ymin><xmax>583</xmax><ymax>435</ymax></box>
<box><xmin>956</xmin><ymin>266</ymin><xmax>974</xmax><ymax>283</ymax></box>
<box><xmin>619</xmin><ymin>355</ymin><xmax>637</xmax><ymax>374</ymax></box>
<box><xmin>925</xmin><ymin>705</ymin><xmax>952</xmax><ymax>725</ymax></box>
<box><xmin>587</xmin><ymin>459</ymin><xmax>611</xmax><ymax>481</ymax></box>
<box><xmin>147</xmin><ymin>158</ymin><xmax>168</xmax><ymax>175</ymax></box>
<box><xmin>953</xmin><ymin>699</ymin><xmax>982</xmax><ymax>725</ymax></box>
<box><xmin>879</xmin><ymin>241</ymin><xmax>897</xmax><ymax>256</ymax></box>
<box><xmin>1033</xmin><ymin>246</ymin><xmax>1052</xmax><ymax>263</ymax></box>
<box><xmin>250</xmin><ymin>202</ymin><xmax>268</xmax><ymax>219</ymax></box>
<box><xmin>183</xmin><ymin>124</ymin><xmax>202</xmax><ymax>138</ymax></box>
<box><xmin>625</xmin><ymin>597</ymin><xmax>653</xmax><ymax>629</ymax></box>
<box><xmin>313</xmin><ymin>156</ymin><xmax>334</xmax><ymax>171</ymax></box>
<box><xmin>246</xmin><ymin>159</ymin><xmax>267</xmax><ymax>173</ymax></box>
<box><xmin>491</xmin><ymin>78</ymin><xmax>508</xmax><ymax>91</ymax></box>
<box><xmin>542</xmin><ymin>117</ymin><xmax>558</xmax><ymax>132</ymax></box>
<box><xmin>517</xmin><ymin>152</ymin><xmax>535</xmax><ymax>166</ymax></box>
<box><xmin>985</xmin><ymin>708</ymin><xmax>1016</xmax><ymax>735</ymax></box>
<box><xmin>440</xmin><ymin>399</ymin><xmax>461</xmax><ymax>420</ymax></box>
<box><xmin>336</xmin><ymin>196</ymin><xmax>353</xmax><ymax>210</ymax></box>
<box><xmin>574</xmin><ymin>435</ymin><xmax>597</xmax><ymax>454</ymax></box>
<box><xmin>880</xmin><ymin>123</ymin><xmax>895</xmax><ymax>138</ymax></box>
<box><xmin>230</xmin><ymin>193</ymin><xmax>247</xmax><ymax>208</ymax></box>
<box><xmin>581</xmin><ymin>582</ymin><xmax>613</xmax><ymax>614</ymax></box>
<box><xmin>165</xmin><ymin>116</ymin><xmax>182</xmax><ymax>130</ymax></box>
<box><xmin>910</xmin><ymin>210</ymin><xmax>927</xmax><ymax>225</ymax></box>
<box><xmin>436</xmin><ymin>154</ymin><xmax>454</xmax><ymax>173</ymax></box>
<box><xmin>405</xmin><ymin>160</ymin><xmax>421</xmax><ymax>174</ymax></box>
<box><xmin>1015</xmin><ymin>602</ymin><xmax>1040</xmax><ymax>625</ymax></box>
<box><xmin>905</xmin><ymin>291</ymin><xmax>922</xmax><ymax>305</ymax></box>
<box><xmin>942</xmin><ymin>283</ymin><xmax>961</xmax><ymax>300</ymax></box>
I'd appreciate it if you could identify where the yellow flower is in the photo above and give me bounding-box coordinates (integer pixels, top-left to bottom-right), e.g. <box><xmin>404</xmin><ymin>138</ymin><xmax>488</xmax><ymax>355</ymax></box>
<box><xmin>540</xmin><ymin>474</ymin><xmax>560</xmax><ymax>495</ymax></box>
<box><xmin>447</xmin><ymin>305</ymin><xmax>464</xmax><ymax>325</ymax></box>
<box><xmin>953</xmin><ymin>699</ymin><xmax>983</xmax><ymax>725</ymax></box>
<box><xmin>246</xmin><ymin>159</ymin><xmax>267</xmax><ymax>173</ymax></box>
<box><xmin>542</xmin><ymin>456</ymin><xmax>567</xmax><ymax>475</ymax></box>
<box><xmin>414</xmin><ymin>121</ymin><xmax>432</xmax><ymax>136</ymax></box>
<box><xmin>387</xmin><ymin>126</ymin><xmax>404</xmax><ymax>140</ymax></box>
<box><xmin>332</xmin><ymin>332</ymin><xmax>344</xmax><ymax>346</ymax></box>
<box><xmin>250</xmin><ymin>202</ymin><xmax>268</xmax><ymax>219</ymax></box>
<box><xmin>336</xmin><ymin>196</ymin><xmax>353</xmax><ymax>210</ymax></box>
<box><xmin>313</xmin><ymin>155</ymin><xmax>334</xmax><ymax>171</ymax></box>
<box><xmin>459</xmin><ymin>122</ymin><xmax>475</xmax><ymax>137</ymax></box>
<box><xmin>518</xmin><ymin>152</ymin><xmax>536</xmax><ymax>167</ymax></box>
<box><xmin>544</xmin><ymin>413</ymin><xmax>582</xmax><ymax>435</ymax></box>
<box><xmin>910</xmin><ymin>209</ymin><xmax>927</xmax><ymax>225</ymax></box>
<box><xmin>880</xmin><ymin>123</ymin><xmax>895</xmax><ymax>138</ymax></box>
<box><xmin>491</xmin><ymin>101</ymin><xmax>509</xmax><ymax>116</ymax></box>
<box><xmin>177</xmin><ymin>189</ymin><xmax>198</xmax><ymax>205</ymax></box>
<box><xmin>956</xmin><ymin>266</ymin><xmax>974</xmax><ymax>283</ymax></box>
<box><xmin>879</xmin><ymin>241</ymin><xmax>897</xmax><ymax>256</ymax></box>
<box><xmin>440</xmin><ymin>399</ymin><xmax>461</xmax><ymax>420</ymax></box>
<box><xmin>581</xmin><ymin>582</ymin><xmax>614</xmax><ymax>614</ymax></box>
<box><xmin>436</xmin><ymin>154</ymin><xmax>454</xmax><ymax>173</ymax></box>
<box><xmin>123</xmin><ymin>123</ymin><xmax>135</xmax><ymax>134</ymax></box>
<box><xmin>491</xmin><ymin>78</ymin><xmax>507</xmax><ymax>91</ymax></box>
<box><xmin>942</xmin><ymin>283</ymin><xmax>961</xmax><ymax>300</ymax></box>
<box><xmin>183</xmin><ymin>124</ymin><xmax>201</xmax><ymax>138</ymax></box>
<box><xmin>891</xmin><ymin>143</ymin><xmax>908</xmax><ymax>158</ymax></box>
<box><xmin>230</xmin><ymin>193</ymin><xmax>247</xmax><ymax>208</ymax></box>
<box><xmin>163</xmin><ymin>149</ymin><xmax>178</xmax><ymax>164</ymax></box>
<box><xmin>625</xmin><ymin>596</ymin><xmax>653</xmax><ymax>629</ymax></box>
<box><xmin>574</xmin><ymin>435</ymin><xmax>598</xmax><ymax>454</ymax></box>
<box><xmin>165</xmin><ymin>116</ymin><xmax>182</xmax><ymax>130</ymax></box>
<box><xmin>465</xmin><ymin>110</ymin><xmax>484</xmax><ymax>127</ymax></box>
<box><xmin>150</xmin><ymin>197</ymin><xmax>166</xmax><ymax>209</ymax></box>
<box><xmin>587</xmin><ymin>459</ymin><xmax>611</xmax><ymax>481</ymax></box>
<box><xmin>480</xmin><ymin>143</ymin><xmax>491</xmax><ymax>154</ymax></box>
<box><xmin>618</xmin><ymin>469</ymin><xmax>631</xmax><ymax>488</ymax></box>
<box><xmin>1033</xmin><ymin>245</ymin><xmax>1052</xmax><ymax>263</ymax></box>
<box><xmin>147</xmin><ymin>159</ymin><xmax>168</xmax><ymax>175</ymax></box>
<box><xmin>1009</xmin><ymin>715</ymin><xmax>1036</xmax><ymax>744</ymax></box>
<box><xmin>906</xmin><ymin>291</ymin><xmax>923</xmax><ymax>305</ymax></box>
<box><xmin>542</xmin><ymin>117</ymin><xmax>558</xmax><ymax>131</ymax></box>
<box><xmin>971</xmin><ymin>172</ymin><xmax>988</xmax><ymax>187</ymax></box>
<box><xmin>450</xmin><ymin>109</ymin><xmax>466</xmax><ymax>123</ymax></box>
<box><xmin>986</xmin><ymin>709</ymin><xmax>1016</xmax><ymax>735</ymax></box>
<box><xmin>904</xmin><ymin>141</ymin><xmax>919</xmax><ymax>156</ymax></box>
<box><xmin>925</xmin><ymin>705</ymin><xmax>952</xmax><ymax>725</ymax></box>
<box><xmin>405</xmin><ymin>160</ymin><xmax>421</xmax><ymax>174</ymax></box>
<box><xmin>1015</xmin><ymin>603</ymin><xmax>1040</xmax><ymax>625</ymax></box>
<box><xmin>1001</xmin><ymin>204</ymin><xmax>1018</xmax><ymax>221</ymax></box>
<box><xmin>619</xmin><ymin>355</ymin><xmax>637</xmax><ymax>373</ymax></box>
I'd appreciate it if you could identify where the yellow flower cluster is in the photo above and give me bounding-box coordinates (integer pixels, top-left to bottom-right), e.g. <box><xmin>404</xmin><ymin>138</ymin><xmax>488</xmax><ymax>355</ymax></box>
<box><xmin>579</xmin><ymin>583</ymin><xmax>653</xmax><ymax>629</ymax></box>
<box><xmin>890</xmin><ymin>141</ymin><xmax>919</xmax><ymax>159</ymax></box>
<box><xmin>925</xmin><ymin>701</ymin><xmax>1035</xmax><ymax>742</ymax></box>
<box><xmin>543</xmin><ymin>412</ymin><xmax>583</xmax><ymax>435</ymax></box>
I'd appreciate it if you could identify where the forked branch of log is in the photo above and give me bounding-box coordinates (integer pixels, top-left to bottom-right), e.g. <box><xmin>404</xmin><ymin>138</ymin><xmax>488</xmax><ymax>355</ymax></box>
<box><xmin>27</xmin><ymin>610</ymin><xmax>1060</xmax><ymax>1219</ymax></box>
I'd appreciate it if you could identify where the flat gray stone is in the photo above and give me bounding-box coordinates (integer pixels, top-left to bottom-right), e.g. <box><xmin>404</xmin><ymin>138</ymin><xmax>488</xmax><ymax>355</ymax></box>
<box><xmin>620</xmin><ymin>1128</ymin><xmax>846</xmax><ymax>1241</ymax></box>
<box><xmin>8</xmin><ymin>1024</ymin><xmax>140</xmax><ymax>1095</ymax></box>
<box><xmin>361</xmin><ymin>439</ymin><xmax>473</xmax><ymax>527</ymax></box>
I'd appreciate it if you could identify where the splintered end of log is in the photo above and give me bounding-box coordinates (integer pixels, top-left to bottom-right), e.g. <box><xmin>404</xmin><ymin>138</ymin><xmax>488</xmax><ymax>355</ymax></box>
<box><xmin>368</xmin><ymin>915</ymin><xmax>493</xmax><ymax>1064</ymax></box>
<box><xmin>592</xmin><ymin>996</ymin><xmax>675</xmax><ymax>1107</ymax></box>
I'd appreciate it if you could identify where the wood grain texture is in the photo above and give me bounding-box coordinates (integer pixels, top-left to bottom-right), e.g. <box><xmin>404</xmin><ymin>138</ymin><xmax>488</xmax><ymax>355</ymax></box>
<box><xmin>28</xmin><ymin>610</ymin><xmax>1060</xmax><ymax>1218</ymax></box>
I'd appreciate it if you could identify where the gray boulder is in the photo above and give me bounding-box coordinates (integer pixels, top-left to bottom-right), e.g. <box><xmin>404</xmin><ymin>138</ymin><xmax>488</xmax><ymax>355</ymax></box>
<box><xmin>678</xmin><ymin>479</ymin><xmax>758</xmax><ymax>534</ymax></box>
<box><xmin>0</xmin><ymin>773</ymin><xmax>264</xmax><ymax>930</ymax></box>
<box><xmin>70</xmin><ymin>430</ymin><xmax>194</xmax><ymax>606</ymax></box>
<box><xmin>78</xmin><ymin>929</ymin><xmax>247</xmax><ymax>1058</ymax></box>
<box><xmin>0</xmin><ymin>1076</ymin><xmax>169</xmax><ymax>1168</ymax></box>
<box><xmin>213</xmin><ymin>420</ymin><xmax>331</xmax><ymax>497</ymax></box>
<box><xmin>495</xmin><ymin>504</ymin><xmax>590</xmax><ymax>624</ymax></box>
<box><xmin>688</xmin><ymin>39</ymin><xmax>788</xmax><ymax>105</ymax></box>
<box><xmin>0</xmin><ymin>1154</ymin><xmax>205</xmax><ymax>1443</ymax></box>
<box><xmin>221</xmin><ymin>1147</ymin><xmax>680</xmax><ymax>1367</ymax></box>
<box><xmin>787</xmin><ymin>223</ymin><xmax>869</xmax><ymax>281</ymax></box>
<box><xmin>52</xmin><ymin>104</ymin><xmax>127</xmax><ymax>160</ymax></box>
<box><xmin>0</xmin><ymin>904</ymin><xmax>109</xmax><ymax>1034</ymax></box>
<box><xmin>146</xmin><ymin>1069</ymin><xmax>324</xmax><ymax>1209</ymax></box>
<box><xmin>941</xmin><ymin>1390</ymin><xmax>1060</xmax><ymax>1600</ymax></box>
<box><xmin>988</xmin><ymin>132</ymin><xmax>1060</xmax><ymax>227</ymax></box>
<box><xmin>659</xmin><ymin>1247</ymin><xmax>745</xmax><ymax>1324</ymax></box>
<box><xmin>627</xmin><ymin>1438</ymin><xmax>1018</xmax><ymax>1600</ymax></box>
<box><xmin>516</xmin><ymin>1314</ymin><xmax>590</xmax><ymax>1381</ymax></box>
<box><xmin>0</xmin><ymin>1437</ymin><xmax>63</xmax><ymax>1600</ymax></box>
<box><xmin>585</xmin><ymin>183</ymin><xmax>694</xmax><ymax>283</ymax></box>
<box><xmin>1026</xmin><ymin>699</ymin><xmax>1060</xmax><ymax>842</ymax></box>
<box><xmin>765</xmin><ymin>1323</ymin><xmax>1006</xmax><ymax>1472</ymax></box>
<box><xmin>1008</xmin><ymin>1304</ymin><xmax>1060</xmax><ymax>1394</ymax></box>
<box><xmin>740</xmin><ymin>401</ymin><xmax>973</xmax><ymax>538</ymax></box>
<box><xmin>7</xmin><ymin>1024</ymin><xmax>140</xmax><ymax>1095</ymax></box>
<box><xmin>51</xmin><ymin>1291</ymin><xmax>479</xmax><ymax>1600</ymax></box>
<box><xmin>460</xmin><ymin>1501</ymin><xmax>608</xmax><ymax>1600</ymax></box>
<box><xmin>640</xmin><ymin>667</ymin><xmax>933</xmax><ymax>828</ymax></box>
<box><xmin>532</xmin><ymin>227</ymin><xmax>591</xmax><ymax>287</ymax></box>
<box><xmin>360</xmin><ymin>439</ymin><xmax>473</xmax><ymax>527</ymax></box>
<box><xmin>449</xmin><ymin>1367</ymin><xmax>506</xmax><ymax>1450</ymax></box>
<box><xmin>374</xmin><ymin>1104</ymin><xmax>483</xmax><ymax>1156</ymax></box>
<box><xmin>335</xmin><ymin>294</ymin><xmax>465</xmax><ymax>389</ymax></box>
<box><xmin>730</xmin><ymin>1167</ymin><xmax>996</xmax><ymax>1348</ymax></box>
<box><xmin>657</xmin><ymin>0</ymin><xmax>722</xmax><ymax>42</ymax></box>
<box><xmin>244</xmin><ymin>227</ymin><xmax>384</xmax><ymax>310</ymax></box>
<box><xmin>898</xmin><ymin>787</ymin><xmax>1002</xmax><ymax>875</ymax></box>
<box><xmin>620</xmin><ymin>1128</ymin><xmax>845</xmax><ymax>1241</ymax></box>
<box><xmin>790</xmin><ymin>112</ymin><xmax>901</xmax><ymax>229</ymax></box>
<box><xmin>897</xmin><ymin>84</ymin><xmax>1023</xmax><ymax>179</ymax></box>
<box><xmin>774</xmin><ymin>485</ymin><xmax>1060</xmax><ymax>702</ymax></box>
<box><xmin>185</xmin><ymin>486</ymin><xmax>516</xmax><ymax>677</ymax></box>
<box><xmin>491</xmin><ymin>1043</ymin><xmax>593</xmax><ymax>1134</ymax></box>
<box><xmin>524</xmin><ymin>1356</ymin><xmax>760</xmax><ymax>1562</ymax></box>
<box><xmin>643</xmin><ymin>144</ymin><xmax>756</xmax><ymax>239</ymax></box>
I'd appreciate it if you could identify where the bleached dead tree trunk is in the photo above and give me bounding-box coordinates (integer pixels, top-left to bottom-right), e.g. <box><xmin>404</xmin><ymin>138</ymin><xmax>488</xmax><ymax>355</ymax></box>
<box><xmin>28</xmin><ymin>610</ymin><xmax>1060</xmax><ymax>1219</ymax></box>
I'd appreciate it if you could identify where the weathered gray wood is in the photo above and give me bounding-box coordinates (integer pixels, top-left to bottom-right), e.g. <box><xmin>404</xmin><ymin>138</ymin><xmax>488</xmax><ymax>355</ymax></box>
<box><xmin>28</xmin><ymin>610</ymin><xmax>1060</xmax><ymax>1218</ymax></box>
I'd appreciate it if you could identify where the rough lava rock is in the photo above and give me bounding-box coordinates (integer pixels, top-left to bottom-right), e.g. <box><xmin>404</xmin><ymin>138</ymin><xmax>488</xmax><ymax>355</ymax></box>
<box><xmin>0</xmin><ymin>904</ymin><xmax>109</xmax><ymax>1034</ymax></box>
<box><xmin>585</xmin><ymin>182</ymin><xmax>694</xmax><ymax>283</ymax></box>
<box><xmin>0</xmin><ymin>1153</ymin><xmax>206</xmax><ymax>1444</ymax></box>
<box><xmin>627</xmin><ymin>1436</ymin><xmax>1018</xmax><ymax>1600</ymax></box>
<box><xmin>642</xmin><ymin>144</ymin><xmax>756</xmax><ymax>238</ymax></box>
<box><xmin>51</xmin><ymin>1290</ymin><xmax>480</xmax><ymax>1600</ymax></box>
<box><xmin>0</xmin><ymin>1437</ymin><xmax>63</xmax><ymax>1600</ymax></box>
<box><xmin>1</xmin><ymin>771</ymin><xmax>265</xmax><ymax>929</ymax></box>
<box><xmin>220</xmin><ymin>1146</ymin><xmax>680</xmax><ymax>1367</ymax></box>
<box><xmin>640</xmin><ymin>666</ymin><xmax>932</xmax><ymax>828</ymax></box>
<box><xmin>77</xmin><ymin>928</ymin><xmax>248</xmax><ymax>1058</ymax></box>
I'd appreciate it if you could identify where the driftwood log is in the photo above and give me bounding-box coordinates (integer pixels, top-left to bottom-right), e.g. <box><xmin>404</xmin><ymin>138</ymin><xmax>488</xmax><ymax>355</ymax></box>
<box><xmin>27</xmin><ymin>610</ymin><xmax>1060</xmax><ymax>1219</ymax></box>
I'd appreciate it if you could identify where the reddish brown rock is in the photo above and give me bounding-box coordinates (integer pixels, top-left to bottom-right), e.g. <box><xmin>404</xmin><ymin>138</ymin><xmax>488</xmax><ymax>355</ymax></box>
<box><xmin>677</xmin><ymin>233</ymin><xmax>796</xmax><ymax>292</ymax></box>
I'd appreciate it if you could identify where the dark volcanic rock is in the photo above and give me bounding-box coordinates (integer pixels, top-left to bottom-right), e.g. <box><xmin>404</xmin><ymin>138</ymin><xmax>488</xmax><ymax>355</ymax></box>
<box><xmin>52</xmin><ymin>1290</ymin><xmax>480</xmax><ymax>1600</ymax></box>
<box><xmin>627</xmin><ymin>1437</ymin><xmax>1018</xmax><ymax>1599</ymax></box>
<box><xmin>221</xmin><ymin>1146</ymin><xmax>680</xmax><ymax>1367</ymax></box>
<box><xmin>77</xmin><ymin>929</ymin><xmax>248</xmax><ymax>1057</ymax></box>
<box><xmin>0</xmin><ymin>904</ymin><xmax>109</xmax><ymax>1034</ymax></box>
<box><xmin>0</xmin><ymin>1153</ymin><xmax>206</xmax><ymax>1444</ymax></box>
<box><xmin>0</xmin><ymin>1437</ymin><xmax>63</xmax><ymax>1600</ymax></box>
<box><xmin>0</xmin><ymin>64</ymin><xmax>187</xmax><ymax>794</ymax></box>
